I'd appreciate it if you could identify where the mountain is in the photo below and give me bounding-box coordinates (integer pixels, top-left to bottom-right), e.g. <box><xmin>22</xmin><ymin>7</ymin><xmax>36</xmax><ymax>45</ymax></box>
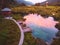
<box><xmin>41</xmin><ymin>0</ymin><xmax>60</xmax><ymax>6</ymax></box>
<box><xmin>47</xmin><ymin>0</ymin><xmax>60</xmax><ymax>3</ymax></box>
<box><xmin>47</xmin><ymin>0</ymin><xmax>60</xmax><ymax>5</ymax></box>
<box><xmin>15</xmin><ymin>0</ymin><xmax>33</xmax><ymax>5</ymax></box>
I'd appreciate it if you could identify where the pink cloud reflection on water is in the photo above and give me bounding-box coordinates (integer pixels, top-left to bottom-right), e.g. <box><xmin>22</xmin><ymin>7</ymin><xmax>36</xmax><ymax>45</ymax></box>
<box><xmin>24</xmin><ymin>14</ymin><xmax>59</xmax><ymax>28</ymax></box>
<box><xmin>23</xmin><ymin>14</ymin><xmax>59</xmax><ymax>44</ymax></box>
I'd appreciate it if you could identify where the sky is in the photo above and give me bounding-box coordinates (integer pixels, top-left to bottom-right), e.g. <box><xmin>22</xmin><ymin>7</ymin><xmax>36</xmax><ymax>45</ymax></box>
<box><xmin>25</xmin><ymin>0</ymin><xmax>46</xmax><ymax>4</ymax></box>
<box><xmin>16</xmin><ymin>0</ymin><xmax>46</xmax><ymax>5</ymax></box>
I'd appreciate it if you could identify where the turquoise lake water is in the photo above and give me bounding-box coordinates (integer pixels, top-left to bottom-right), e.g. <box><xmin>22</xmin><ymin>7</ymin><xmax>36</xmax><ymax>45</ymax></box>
<box><xmin>28</xmin><ymin>23</ymin><xmax>58</xmax><ymax>43</ymax></box>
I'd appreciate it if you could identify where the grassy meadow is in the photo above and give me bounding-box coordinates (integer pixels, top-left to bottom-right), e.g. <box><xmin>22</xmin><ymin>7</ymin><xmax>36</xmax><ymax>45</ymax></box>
<box><xmin>0</xmin><ymin>6</ymin><xmax>60</xmax><ymax>45</ymax></box>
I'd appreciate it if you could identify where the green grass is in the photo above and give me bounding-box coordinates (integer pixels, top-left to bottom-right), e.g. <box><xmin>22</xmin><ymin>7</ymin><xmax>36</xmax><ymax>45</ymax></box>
<box><xmin>0</xmin><ymin>6</ymin><xmax>60</xmax><ymax>45</ymax></box>
<box><xmin>0</xmin><ymin>19</ymin><xmax>20</xmax><ymax>45</ymax></box>
<box><xmin>11</xmin><ymin>6</ymin><xmax>60</xmax><ymax>15</ymax></box>
<box><xmin>0</xmin><ymin>17</ymin><xmax>60</xmax><ymax>45</ymax></box>
<box><xmin>0</xmin><ymin>18</ymin><xmax>36</xmax><ymax>45</ymax></box>
<box><xmin>23</xmin><ymin>33</ymin><xmax>36</xmax><ymax>45</ymax></box>
<box><xmin>11</xmin><ymin>6</ymin><xmax>60</xmax><ymax>20</ymax></box>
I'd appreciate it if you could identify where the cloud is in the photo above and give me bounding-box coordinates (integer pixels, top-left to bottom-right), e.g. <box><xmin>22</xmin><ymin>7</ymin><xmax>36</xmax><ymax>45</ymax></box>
<box><xmin>15</xmin><ymin>0</ymin><xmax>33</xmax><ymax>5</ymax></box>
